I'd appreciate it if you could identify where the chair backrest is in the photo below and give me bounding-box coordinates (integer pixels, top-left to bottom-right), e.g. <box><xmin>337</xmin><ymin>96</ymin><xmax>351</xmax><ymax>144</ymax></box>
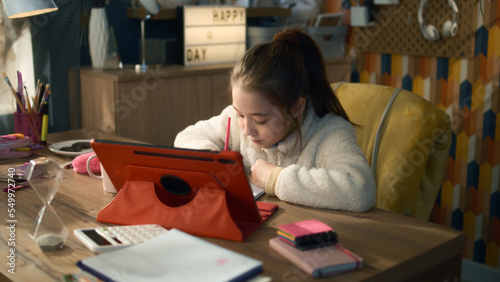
<box><xmin>332</xmin><ymin>82</ymin><xmax>452</xmax><ymax>220</ymax></box>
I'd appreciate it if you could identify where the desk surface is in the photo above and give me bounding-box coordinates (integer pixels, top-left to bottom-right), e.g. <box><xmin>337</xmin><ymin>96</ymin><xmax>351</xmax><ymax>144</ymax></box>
<box><xmin>0</xmin><ymin>130</ymin><xmax>465</xmax><ymax>281</ymax></box>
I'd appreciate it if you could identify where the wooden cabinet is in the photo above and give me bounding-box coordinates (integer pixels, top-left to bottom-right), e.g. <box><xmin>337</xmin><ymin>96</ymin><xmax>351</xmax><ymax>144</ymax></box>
<box><xmin>80</xmin><ymin>58</ymin><xmax>350</xmax><ymax>146</ymax></box>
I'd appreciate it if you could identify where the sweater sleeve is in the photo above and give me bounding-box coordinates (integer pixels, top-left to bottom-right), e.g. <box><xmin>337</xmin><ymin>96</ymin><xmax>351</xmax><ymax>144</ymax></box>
<box><xmin>265</xmin><ymin>166</ymin><xmax>283</xmax><ymax>196</ymax></box>
<box><xmin>174</xmin><ymin>106</ymin><xmax>236</xmax><ymax>151</ymax></box>
<box><xmin>274</xmin><ymin>122</ymin><xmax>376</xmax><ymax>213</ymax></box>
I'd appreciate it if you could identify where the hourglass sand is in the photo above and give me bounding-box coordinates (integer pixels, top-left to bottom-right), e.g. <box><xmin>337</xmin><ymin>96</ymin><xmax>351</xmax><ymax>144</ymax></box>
<box><xmin>25</xmin><ymin>157</ymin><xmax>68</xmax><ymax>251</ymax></box>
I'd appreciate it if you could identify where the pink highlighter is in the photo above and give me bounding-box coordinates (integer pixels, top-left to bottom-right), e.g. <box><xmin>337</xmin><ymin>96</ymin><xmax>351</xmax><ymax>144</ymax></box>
<box><xmin>224</xmin><ymin>117</ymin><xmax>231</xmax><ymax>150</ymax></box>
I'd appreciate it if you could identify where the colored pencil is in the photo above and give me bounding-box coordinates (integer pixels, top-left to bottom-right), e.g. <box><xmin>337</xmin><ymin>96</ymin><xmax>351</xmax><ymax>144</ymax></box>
<box><xmin>2</xmin><ymin>71</ymin><xmax>26</xmax><ymax>114</ymax></box>
<box><xmin>225</xmin><ymin>117</ymin><xmax>231</xmax><ymax>150</ymax></box>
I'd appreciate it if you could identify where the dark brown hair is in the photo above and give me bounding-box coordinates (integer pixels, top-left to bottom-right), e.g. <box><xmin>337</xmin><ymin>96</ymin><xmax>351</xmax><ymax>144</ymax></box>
<box><xmin>230</xmin><ymin>26</ymin><xmax>352</xmax><ymax>149</ymax></box>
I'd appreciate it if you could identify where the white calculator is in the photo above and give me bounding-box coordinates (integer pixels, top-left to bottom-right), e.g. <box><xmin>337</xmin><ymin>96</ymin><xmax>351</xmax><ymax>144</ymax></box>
<box><xmin>74</xmin><ymin>224</ymin><xmax>168</xmax><ymax>252</ymax></box>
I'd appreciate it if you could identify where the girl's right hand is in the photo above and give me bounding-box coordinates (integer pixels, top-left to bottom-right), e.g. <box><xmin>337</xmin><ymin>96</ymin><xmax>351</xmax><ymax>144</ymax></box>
<box><xmin>250</xmin><ymin>159</ymin><xmax>278</xmax><ymax>188</ymax></box>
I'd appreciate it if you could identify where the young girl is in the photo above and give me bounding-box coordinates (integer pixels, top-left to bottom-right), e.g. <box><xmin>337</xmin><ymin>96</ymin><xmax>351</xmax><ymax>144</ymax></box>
<box><xmin>174</xmin><ymin>27</ymin><xmax>376</xmax><ymax>212</ymax></box>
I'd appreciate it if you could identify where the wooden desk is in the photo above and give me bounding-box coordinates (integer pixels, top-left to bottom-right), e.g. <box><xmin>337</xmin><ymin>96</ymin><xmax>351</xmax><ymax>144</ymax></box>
<box><xmin>0</xmin><ymin>130</ymin><xmax>465</xmax><ymax>281</ymax></box>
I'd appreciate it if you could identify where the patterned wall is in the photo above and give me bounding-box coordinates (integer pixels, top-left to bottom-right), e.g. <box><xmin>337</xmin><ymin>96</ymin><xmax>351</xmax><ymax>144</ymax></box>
<box><xmin>349</xmin><ymin>0</ymin><xmax>500</xmax><ymax>267</ymax></box>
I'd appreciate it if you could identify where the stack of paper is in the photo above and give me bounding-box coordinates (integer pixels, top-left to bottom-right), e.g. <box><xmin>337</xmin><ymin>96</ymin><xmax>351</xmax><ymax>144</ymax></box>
<box><xmin>77</xmin><ymin>229</ymin><xmax>262</xmax><ymax>281</ymax></box>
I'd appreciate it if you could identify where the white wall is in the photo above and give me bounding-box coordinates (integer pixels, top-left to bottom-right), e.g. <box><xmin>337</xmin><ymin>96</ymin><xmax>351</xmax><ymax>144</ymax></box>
<box><xmin>1</xmin><ymin>26</ymin><xmax>35</xmax><ymax>115</ymax></box>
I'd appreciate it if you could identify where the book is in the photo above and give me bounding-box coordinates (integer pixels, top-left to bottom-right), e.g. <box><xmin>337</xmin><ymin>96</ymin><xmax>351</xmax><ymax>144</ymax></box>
<box><xmin>269</xmin><ymin>237</ymin><xmax>363</xmax><ymax>278</ymax></box>
<box><xmin>77</xmin><ymin>229</ymin><xmax>262</xmax><ymax>282</ymax></box>
<box><xmin>251</xmin><ymin>182</ymin><xmax>265</xmax><ymax>200</ymax></box>
<box><xmin>277</xmin><ymin>219</ymin><xmax>337</xmax><ymax>250</ymax></box>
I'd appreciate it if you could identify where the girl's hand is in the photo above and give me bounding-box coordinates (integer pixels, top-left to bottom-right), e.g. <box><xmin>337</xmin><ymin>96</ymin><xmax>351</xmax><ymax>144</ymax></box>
<box><xmin>249</xmin><ymin>159</ymin><xmax>278</xmax><ymax>188</ymax></box>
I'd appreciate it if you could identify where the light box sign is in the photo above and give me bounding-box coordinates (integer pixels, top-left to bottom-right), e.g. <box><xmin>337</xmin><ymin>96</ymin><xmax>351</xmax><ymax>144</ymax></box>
<box><xmin>182</xmin><ymin>6</ymin><xmax>246</xmax><ymax>66</ymax></box>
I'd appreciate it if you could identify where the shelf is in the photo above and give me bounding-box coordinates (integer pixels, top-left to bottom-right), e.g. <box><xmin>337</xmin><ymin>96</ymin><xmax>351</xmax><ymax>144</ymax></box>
<box><xmin>126</xmin><ymin>7</ymin><xmax>291</xmax><ymax>20</ymax></box>
<box><xmin>246</xmin><ymin>7</ymin><xmax>291</xmax><ymax>18</ymax></box>
<box><xmin>127</xmin><ymin>7</ymin><xmax>176</xmax><ymax>20</ymax></box>
<box><xmin>78</xmin><ymin>57</ymin><xmax>350</xmax><ymax>83</ymax></box>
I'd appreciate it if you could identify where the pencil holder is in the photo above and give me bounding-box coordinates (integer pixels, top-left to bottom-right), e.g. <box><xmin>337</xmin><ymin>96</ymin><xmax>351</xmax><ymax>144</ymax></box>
<box><xmin>14</xmin><ymin>112</ymin><xmax>43</xmax><ymax>144</ymax></box>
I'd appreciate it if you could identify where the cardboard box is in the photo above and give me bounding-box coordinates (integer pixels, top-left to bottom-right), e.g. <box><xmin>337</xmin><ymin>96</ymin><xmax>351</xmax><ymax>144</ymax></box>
<box><xmin>305</xmin><ymin>25</ymin><xmax>347</xmax><ymax>58</ymax></box>
<box><xmin>247</xmin><ymin>25</ymin><xmax>347</xmax><ymax>58</ymax></box>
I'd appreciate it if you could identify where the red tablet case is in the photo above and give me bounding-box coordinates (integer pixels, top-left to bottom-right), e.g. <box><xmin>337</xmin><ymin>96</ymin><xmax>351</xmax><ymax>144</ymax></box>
<box><xmin>91</xmin><ymin>139</ymin><xmax>277</xmax><ymax>242</ymax></box>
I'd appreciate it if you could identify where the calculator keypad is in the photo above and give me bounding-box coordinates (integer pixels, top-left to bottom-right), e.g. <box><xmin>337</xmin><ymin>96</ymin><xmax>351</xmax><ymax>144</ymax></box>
<box><xmin>96</xmin><ymin>224</ymin><xmax>167</xmax><ymax>245</ymax></box>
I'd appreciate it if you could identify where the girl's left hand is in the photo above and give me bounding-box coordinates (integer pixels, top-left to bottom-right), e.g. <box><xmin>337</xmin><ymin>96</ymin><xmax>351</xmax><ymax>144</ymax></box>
<box><xmin>249</xmin><ymin>159</ymin><xmax>278</xmax><ymax>188</ymax></box>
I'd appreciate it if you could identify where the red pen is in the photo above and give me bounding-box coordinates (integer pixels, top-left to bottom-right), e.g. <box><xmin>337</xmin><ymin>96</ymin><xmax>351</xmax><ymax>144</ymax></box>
<box><xmin>224</xmin><ymin>117</ymin><xmax>231</xmax><ymax>150</ymax></box>
<box><xmin>3</xmin><ymin>182</ymin><xmax>30</xmax><ymax>192</ymax></box>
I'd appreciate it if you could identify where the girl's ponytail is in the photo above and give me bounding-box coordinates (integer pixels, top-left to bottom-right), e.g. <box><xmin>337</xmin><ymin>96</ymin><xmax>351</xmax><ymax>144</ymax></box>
<box><xmin>230</xmin><ymin>27</ymin><xmax>354</xmax><ymax>152</ymax></box>
<box><xmin>291</xmin><ymin>28</ymin><xmax>352</xmax><ymax>123</ymax></box>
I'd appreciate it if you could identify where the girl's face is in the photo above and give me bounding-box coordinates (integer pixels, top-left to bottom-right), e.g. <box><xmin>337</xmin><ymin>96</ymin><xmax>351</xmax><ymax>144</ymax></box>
<box><xmin>232</xmin><ymin>86</ymin><xmax>292</xmax><ymax>149</ymax></box>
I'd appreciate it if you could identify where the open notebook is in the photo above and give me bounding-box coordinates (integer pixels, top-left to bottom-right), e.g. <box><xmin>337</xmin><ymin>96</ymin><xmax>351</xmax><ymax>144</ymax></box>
<box><xmin>78</xmin><ymin>229</ymin><xmax>263</xmax><ymax>281</ymax></box>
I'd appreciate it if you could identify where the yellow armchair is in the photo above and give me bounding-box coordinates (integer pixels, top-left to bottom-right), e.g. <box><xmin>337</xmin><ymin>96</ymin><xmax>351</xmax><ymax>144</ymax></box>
<box><xmin>332</xmin><ymin>82</ymin><xmax>452</xmax><ymax>220</ymax></box>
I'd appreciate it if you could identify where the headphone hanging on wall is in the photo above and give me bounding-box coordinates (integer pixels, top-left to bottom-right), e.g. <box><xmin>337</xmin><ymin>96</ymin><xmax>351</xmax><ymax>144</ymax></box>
<box><xmin>418</xmin><ymin>0</ymin><xmax>459</xmax><ymax>42</ymax></box>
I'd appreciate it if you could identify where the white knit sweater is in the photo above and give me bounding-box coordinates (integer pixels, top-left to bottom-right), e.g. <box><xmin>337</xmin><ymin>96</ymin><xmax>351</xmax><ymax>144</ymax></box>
<box><xmin>174</xmin><ymin>105</ymin><xmax>376</xmax><ymax>212</ymax></box>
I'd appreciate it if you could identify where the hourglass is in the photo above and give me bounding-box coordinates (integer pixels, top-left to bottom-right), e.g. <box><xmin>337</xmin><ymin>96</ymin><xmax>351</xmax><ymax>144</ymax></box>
<box><xmin>26</xmin><ymin>157</ymin><xmax>68</xmax><ymax>251</ymax></box>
